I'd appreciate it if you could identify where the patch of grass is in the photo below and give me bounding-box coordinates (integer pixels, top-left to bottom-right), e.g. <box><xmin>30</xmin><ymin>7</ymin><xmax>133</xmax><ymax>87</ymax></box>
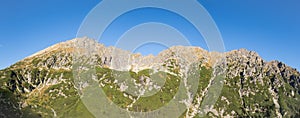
<box><xmin>130</xmin><ymin>73</ymin><xmax>180</xmax><ymax>112</ymax></box>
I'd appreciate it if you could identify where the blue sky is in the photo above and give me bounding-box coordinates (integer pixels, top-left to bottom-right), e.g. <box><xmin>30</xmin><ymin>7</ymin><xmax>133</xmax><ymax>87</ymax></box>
<box><xmin>0</xmin><ymin>0</ymin><xmax>299</xmax><ymax>70</ymax></box>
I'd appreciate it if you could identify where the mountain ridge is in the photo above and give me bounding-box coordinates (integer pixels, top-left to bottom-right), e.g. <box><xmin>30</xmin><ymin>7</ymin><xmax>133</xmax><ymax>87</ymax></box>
<box><xmin>11</xmin><ymin>37</ymin><xmax>299</xmax><ymax>72</ymax></box>
<box><xmin>0</xmin><ymin>37</ymin><xmax>299</xmax><ymax>117</ymax></box>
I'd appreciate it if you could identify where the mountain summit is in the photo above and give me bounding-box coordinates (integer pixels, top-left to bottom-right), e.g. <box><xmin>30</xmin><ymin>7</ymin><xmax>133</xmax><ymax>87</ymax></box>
<box><xmin>0</xmin><ymin>37</ymin><xmax>299</xmax><ymax>117</ymax></box>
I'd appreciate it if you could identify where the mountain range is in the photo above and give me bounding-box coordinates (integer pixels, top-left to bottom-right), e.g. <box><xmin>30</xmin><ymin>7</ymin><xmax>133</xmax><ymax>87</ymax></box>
<box><xmin>0</xmin><ymin>37</ymin><xmax>299</xmax><ymax>118</ymax></box>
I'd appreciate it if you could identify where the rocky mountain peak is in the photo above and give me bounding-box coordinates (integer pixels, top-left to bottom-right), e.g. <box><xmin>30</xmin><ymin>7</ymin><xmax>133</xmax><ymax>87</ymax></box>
<box><xmin>0</xmin><ymin>37</ymin><xmax>299</xmax><ymax>117</ymax></box>
<box><xmin>8</xmin><ymin>37</ymin><xmax>300</xmax><ymax>78</ymax></box>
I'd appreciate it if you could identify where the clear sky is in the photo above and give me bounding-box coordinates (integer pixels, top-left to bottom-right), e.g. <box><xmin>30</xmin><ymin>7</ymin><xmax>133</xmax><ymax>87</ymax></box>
<box><xmin>0</xmin><ymin>0</ymin><xmax>299</xmax><ymax>70</ymax></box>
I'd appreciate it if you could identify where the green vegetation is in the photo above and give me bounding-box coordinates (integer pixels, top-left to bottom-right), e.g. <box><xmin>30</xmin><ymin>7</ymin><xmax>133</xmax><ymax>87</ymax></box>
<box><xmin>0</xmin><ymin>88</ymin><xmax>41</xmax><ymax>118</ymax></box>
<box><xmin>278</xmin><ymin>84</ymin><xmax>300</xmax><ymax>117</ymax></box>
<box><xmin>0</xmin><ymin>63</ymin><xmax>299</xmax><ymax>117</ymax></box>
<box><xmin>129</xmin><ymin>73</ymin><xmax>180</xmax><ymax>112</ymax></box>
<box><xmin>96</xmin><ymin>67</ymin><xmax>181</xmax><ymax>112</ymax></box>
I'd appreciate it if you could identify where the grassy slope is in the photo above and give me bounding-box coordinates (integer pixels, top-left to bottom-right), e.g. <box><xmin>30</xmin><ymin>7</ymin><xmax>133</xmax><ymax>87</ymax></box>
<box><xmin>0</xmin><ymin>65</ymin><xmax>299</xmax><ymax>117</ymax></box>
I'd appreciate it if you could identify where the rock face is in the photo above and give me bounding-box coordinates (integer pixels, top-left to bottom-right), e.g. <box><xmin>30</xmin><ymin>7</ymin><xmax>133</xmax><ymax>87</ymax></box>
<box><xmin>0</xmin><ymin>37</ymin><xmax>299</xmax><ymax>118</ymax></box>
